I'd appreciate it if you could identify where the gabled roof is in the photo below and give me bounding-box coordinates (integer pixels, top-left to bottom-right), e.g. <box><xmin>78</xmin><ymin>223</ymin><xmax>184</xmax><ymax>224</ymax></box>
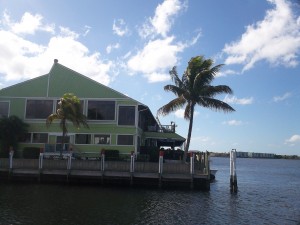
<box><xmin>0</xmin><ymin>59</ymin><xmax>143</xmax><ymax>104</ymax></box>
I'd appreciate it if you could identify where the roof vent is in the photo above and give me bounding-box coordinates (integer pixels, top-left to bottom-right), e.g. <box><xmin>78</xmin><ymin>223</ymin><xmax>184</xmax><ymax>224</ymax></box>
<box><xmin>54</xmin><ymin>59</ymin><xmax>58</xmax><ymax>63</ymax></box>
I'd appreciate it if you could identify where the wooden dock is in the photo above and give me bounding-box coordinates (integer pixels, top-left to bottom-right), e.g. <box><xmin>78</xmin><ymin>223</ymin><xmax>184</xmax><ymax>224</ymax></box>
<box><xmin>0</xmin><ymin>155</ymin><xmax>211</xmax><ymax>190</ymax></box>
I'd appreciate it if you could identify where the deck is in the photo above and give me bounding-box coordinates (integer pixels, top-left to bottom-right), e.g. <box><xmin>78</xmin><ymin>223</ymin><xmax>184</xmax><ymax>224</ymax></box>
<box><xmin>0</xmin><ymin>157</ymin><xmax>211</xmax><ymax>190</ymax></box>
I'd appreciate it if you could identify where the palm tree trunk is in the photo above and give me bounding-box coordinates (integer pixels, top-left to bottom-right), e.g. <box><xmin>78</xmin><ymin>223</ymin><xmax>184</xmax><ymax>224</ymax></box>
<box><xmin>61</xmin><ymin>119</ymin><xmax>66</xmax><ymax>158</ymax></box>
<box><xmin>184</xmin><ymin>103</ymin><xmax>195</xmax><ymax>162</ymax></box>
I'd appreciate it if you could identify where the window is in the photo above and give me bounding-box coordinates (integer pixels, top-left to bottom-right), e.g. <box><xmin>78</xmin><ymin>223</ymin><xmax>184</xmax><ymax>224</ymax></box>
<box><xmin>94</xmin><ymin>134</ymin><xmax>110</xmax><ymax>145</ymax></box>
<box><xmin>32</xmin><ymin>133</ymin><xmax>48</xmax><ymax>143</ymax></box>
<box><xmin>19</xmin><ymin>133</ymin><xmax>31</xmax><ymax>143</ymax></box>
<box><xmin>118</xmin><ymin>106</ymin><xmax>135</xmax><ymax>126</ymax></box>
<box><xmin>117</xmin><ymin>135</ymin><xmax>134</xmax><ymax>145</ymax></box>
<box><xmin>26</xmin><ymin>100</ymin><xmax>53</xmax><ymax>119</ymax></box>
<box><xmin>0</xmin><ymin>102</ymin><xmax>9</xmax><ymax>118</ymax></box>
<box><xmin>87</xmin><ymin>101</ymin><xmax>115</xmax><ymax>120</ymax></box>
<box><xmin>75</xmin><ymin>134</ymin><xmax>91</xmax><ymax>144</ymax></box>
<box><xmin>56</xmin><ymin>136</ymin><xmax>70</xmax><ymax>143</ymax></box>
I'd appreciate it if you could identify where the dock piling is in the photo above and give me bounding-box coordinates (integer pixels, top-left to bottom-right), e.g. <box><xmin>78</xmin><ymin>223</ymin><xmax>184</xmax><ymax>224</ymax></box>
<box><xmin>230</xmin><ymin>149</ymin><xmax>238</xmax><ymax>193</ymax></box>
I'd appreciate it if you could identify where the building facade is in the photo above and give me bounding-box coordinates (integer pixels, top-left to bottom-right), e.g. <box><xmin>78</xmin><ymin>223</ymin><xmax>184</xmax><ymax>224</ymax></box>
<box><xmin>0</xmin><ymin>60</ymin><xmax>185</xmax><ymax>156</ymax></box>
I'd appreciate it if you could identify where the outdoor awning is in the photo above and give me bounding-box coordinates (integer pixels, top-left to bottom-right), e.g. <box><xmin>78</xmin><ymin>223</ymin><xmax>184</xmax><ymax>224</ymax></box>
<box><xmin>144</xmin><ymin>131</ymin><xmax>186</xmax><ymax>147</ymax></box>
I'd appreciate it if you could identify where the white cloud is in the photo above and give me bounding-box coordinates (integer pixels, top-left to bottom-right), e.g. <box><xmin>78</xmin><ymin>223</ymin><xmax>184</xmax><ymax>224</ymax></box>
<box><xmin>83</xmin><ymin>25</ymin><xmax>91</xmax><ymax>37</ymax></box>
<box><xmin>223</xmin><ymin>0</ymin><xmax>300</xmax><ymax>71</ymax></box>
<box><xmin>174</xmin><ymin>109</ymin><xmax>199</xmax><ymax>119</ymax></box>
<box><xmin>145</xmin><ymin>72</ymin><xmax>170</xmax><ymax>83</ymax></box>
<box><xmin>222</xmin><ymin>120</ymin><xmax>243</xmax><ymax>126</ymax></box>
<box><xmin>3</xmin><ymin>11</ymin><xmax>54</xmax><ymax>35</ymax></box>
<box><xmin>112</xmin><ymin>19</ymin><xmax>129</xmax><ymax>37</ymax></box>
<box><xmin>223</xmin><ymin>95</ymin><xmax>254</xmax><ymax>105</ymax></box>
<box><xmin>127</xmin><ymin>36</ymin><xmax>185</xmax><ymax>81</ymax></box>
<box><xmin>0</xmin><ymin>12</ymin><xmax>114</xmax><ymax>85</ymax></box>
<box><xmin>285</xmin><ymin>134</ymin><xmax>300</xmax><ymax>146</ymax></box>
<box><xmin>139</xmin><ymin>0</ymin><xmax>185</xmax><ymax>38</ymax></box>
<box><xmin>106</xmin><ymin>43</ymin><xmax>120</xmax><ymax>54</ymax></box>
<box><xmin>216</xmin><ymin>69</ymin><xmax>239</xmax><ymax>77</ymax></box>
<box><xmin>174</xmin><ymin>109</ymin><xmax>185</xmax><ymax>118</ymax></box>
<box><xmin>273</xmin><ymin>92</ymin><xmax>291</xmax><ymax>102</ymax></box>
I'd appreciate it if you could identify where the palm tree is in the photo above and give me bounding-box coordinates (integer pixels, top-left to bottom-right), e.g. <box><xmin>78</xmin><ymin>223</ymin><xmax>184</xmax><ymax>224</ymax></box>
<box><xmin>157</xmin><ymin>56</ymin><xmax>235</xmax><ymax>161</ymax></box>
<box><xmin>46</xmin><ymin>93</ymin><xmax>89</xmax><ymax>156</ymax></box>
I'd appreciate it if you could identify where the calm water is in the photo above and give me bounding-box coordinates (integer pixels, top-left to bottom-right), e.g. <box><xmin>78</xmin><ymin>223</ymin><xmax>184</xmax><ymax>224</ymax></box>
<box><xmin>0</xmin><ymin>157</ymin><xmax>299</xmax><ymax>225</ymax></box>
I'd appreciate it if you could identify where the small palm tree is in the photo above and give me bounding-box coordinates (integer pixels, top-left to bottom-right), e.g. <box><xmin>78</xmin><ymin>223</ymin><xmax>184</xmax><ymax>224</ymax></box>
<box><xmin>46</xmin><ymin>93</ymin><xmax>89</xmax><ymax>156</ymax></box>
<box><xmin>158</xmin><ymin>56</ymin><xmax>235</xmax><ymax>161</ymax></box>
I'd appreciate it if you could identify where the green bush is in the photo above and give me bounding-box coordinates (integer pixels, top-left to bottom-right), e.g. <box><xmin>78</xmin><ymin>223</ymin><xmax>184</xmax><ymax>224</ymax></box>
<box><xmin>23</xmin><ymin>147</ymin><xmax>40</xmax><ymax>159</ymax></box>
<box><xmin>104</xmin><ymin>149</ymin><xmax>119</xmax><ymax>161</ymax></box>
<box><xmin>0</xmin><ymin>150</ymin><xmax>8</xmax><ymax>158</ymax></box>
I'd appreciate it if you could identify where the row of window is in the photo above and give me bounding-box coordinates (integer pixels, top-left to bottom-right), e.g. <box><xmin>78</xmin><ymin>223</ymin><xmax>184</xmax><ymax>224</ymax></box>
<box><xmin>20</xmin><ymin>133</ymin><xmax>134</xmax><ymax>146</ymax></box>
<box><xmin>0</xmin><ymin>100</ymin><xmax>136</xmax><ymax>126</ymax></box>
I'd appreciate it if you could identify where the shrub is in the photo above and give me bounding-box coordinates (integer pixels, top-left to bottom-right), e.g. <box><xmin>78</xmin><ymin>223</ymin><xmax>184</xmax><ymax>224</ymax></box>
<box><xmin>23</xmin><ymin>147</ymin><xmax>40</xmax><ymax>159</ymax></box>
<box><xmin>104</xmin><ymin>150</ymin><xmax>119</xmax><ymax>161</ymax></box>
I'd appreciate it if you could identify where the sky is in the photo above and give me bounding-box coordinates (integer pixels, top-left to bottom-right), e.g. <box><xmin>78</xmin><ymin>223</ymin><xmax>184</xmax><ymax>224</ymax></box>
<box><xmin>0</xmin><ymin>0</ymin><xmax>299</xmax><ymax>155</ymax></box>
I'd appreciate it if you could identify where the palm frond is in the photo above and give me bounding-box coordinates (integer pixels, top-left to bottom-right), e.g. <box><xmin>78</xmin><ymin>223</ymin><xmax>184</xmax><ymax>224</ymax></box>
<box><xmin>197</xmin><ymin>97</ymin><xmax>235</xmax><ymax>113</ymax></box>
<box><xmin>157</xmin><ymin>96</ymin><xmax>186</xmax><ymax>116</ymax></box>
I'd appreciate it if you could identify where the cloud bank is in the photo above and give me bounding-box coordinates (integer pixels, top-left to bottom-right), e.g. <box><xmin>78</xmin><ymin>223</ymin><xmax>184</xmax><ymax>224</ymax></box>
<box><xmin>223</xmin><ymin>0</ymin><xmax>300</xmax><ymax>71</ymax></box>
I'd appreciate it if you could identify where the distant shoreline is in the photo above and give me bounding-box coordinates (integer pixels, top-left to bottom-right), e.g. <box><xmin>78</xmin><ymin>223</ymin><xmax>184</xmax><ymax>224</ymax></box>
<box><xmin>210</xmin><ymin>152</ymin><xmax>300</xmax><ymax>160</ymax></box>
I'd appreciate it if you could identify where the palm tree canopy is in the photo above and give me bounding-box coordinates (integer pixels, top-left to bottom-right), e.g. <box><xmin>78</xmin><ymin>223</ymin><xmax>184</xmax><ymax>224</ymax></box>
<box><xmin>158</xmin><ymin>55</ymin><xmax>235</xmax><ymax>157</ymax></box>
<box><xmin>46</xmin><ymin>93</ymin><xmax>89</xmax><ymax>134</ymax></box>
<box><xmin>158</xmin><ymin>56</ymin><xmax>235</xmax><ymax>119</ymax></box>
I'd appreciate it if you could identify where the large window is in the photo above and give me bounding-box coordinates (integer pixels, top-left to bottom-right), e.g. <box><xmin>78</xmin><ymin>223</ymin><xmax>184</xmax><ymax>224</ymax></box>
<box><xmin>26</xmin><ymin>100</ymin><xmax>53</xmax><ymax>119</ymax></box>
<box><xmin>94</xmin><ymin>134</ymin><xmax>110</xmax><ymax>145</ymax></box>
<box><xmin>0</xmin><ymin>102</ymin><xmax>9</xmax><ymax>118</ymax></box>
<box><xmin>117</xmin><ymin>135</ymin><xmax>134</xmax><ymax>145</ymax></box>
<box><xmin>87</xmin><ymin>101</ymin><xmax>115</xmax><ymax>120</ymax></box>
<box><xmin>118</xmin><ymin>106</ymin><xmax>135</xmax><ymax>126</ymax></box>
<box><xmin>75</xmin><ymin>134</ymin><xmax>91</xmax><ymax>144</ymax></box>
<box><xmin>32</xmin><ymin>133</ymin><xmax>48</xmax><ymax>143</ymax></box>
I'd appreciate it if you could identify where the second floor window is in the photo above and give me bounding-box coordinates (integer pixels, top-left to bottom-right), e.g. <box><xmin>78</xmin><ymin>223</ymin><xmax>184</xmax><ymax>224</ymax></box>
<box><xmin>26</xmin><ymin>100</ymin><xmax>53</xmax><ymax>119</ymax></box>
<box><xmin>118</xmin><ymin>106</ymin><xmax>135</xmax><ymax>126</ymax></box>
<box><xmin>87</xmin><ymin>101</ymin><xmax>115</xmax><ymax>120</ymax></box>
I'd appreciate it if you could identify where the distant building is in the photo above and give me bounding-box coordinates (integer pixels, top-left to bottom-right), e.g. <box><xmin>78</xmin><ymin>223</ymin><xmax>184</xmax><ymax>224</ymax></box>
<box><xmin>236</xmin><ymin>151</ymin><xmax>275</xmax><ymax>159</ymax></box>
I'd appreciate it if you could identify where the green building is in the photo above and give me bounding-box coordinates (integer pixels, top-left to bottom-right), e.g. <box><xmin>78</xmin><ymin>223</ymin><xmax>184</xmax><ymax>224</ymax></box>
<box><xmin>0</xmin><ymin>59</ymin><xmax>185</xmax><ymax>157</ymax></box>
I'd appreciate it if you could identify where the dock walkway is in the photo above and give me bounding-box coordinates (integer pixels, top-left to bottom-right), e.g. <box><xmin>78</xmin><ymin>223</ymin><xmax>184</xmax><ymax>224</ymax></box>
<box><xmin>0</xmin><ymin>155</ymin><xmax>211</xmax><ymax>190</ymax></box>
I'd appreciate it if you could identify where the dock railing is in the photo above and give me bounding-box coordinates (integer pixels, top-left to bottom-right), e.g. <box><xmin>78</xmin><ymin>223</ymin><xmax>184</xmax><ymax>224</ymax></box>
<box><xmin>0</xmin><ymin>152</ymin><xmax>209</xmax><ymax>175</ymax></box>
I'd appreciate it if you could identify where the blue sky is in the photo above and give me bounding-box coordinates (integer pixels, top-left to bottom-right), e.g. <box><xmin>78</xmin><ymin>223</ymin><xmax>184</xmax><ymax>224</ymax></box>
<box><xmin>0</xmin><ymin>0</ymin><xmax>299</xmax><ymax>155</ymax></box>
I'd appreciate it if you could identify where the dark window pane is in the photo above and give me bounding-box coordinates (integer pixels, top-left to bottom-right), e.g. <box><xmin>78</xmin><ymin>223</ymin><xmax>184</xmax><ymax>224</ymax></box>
<box><xmin>117</xmin><ymin>135</ymin><xmax>134</xmax><ymax>145</ymax></box>
<box><xmin>118</xmin><ymin>106</ymin><xmax>135</xmax><ymax>126</ymax></box>
<box><xmin>87</xmin><ymin>101</ymin><xmax>115</xmax><ymax>120</ymax></box>
<box><xmin>32</xmin><ymin>133</ymin><xmax>48</xmax><ymax>143</ymax></box>
<box><xmin>56</xmin><ymin>136</ymin><xmax>70</xmax><ymax>143</ymax></box>
<box><xmin>75</xmin><ymin>134</ymin><xmax>91</xmax><ymax>144</ymax></box>
<box><xmin>26</xmin><ymin>100</ymin><xmax>53</xmax><ymax>119</ymax></box>
<box><xmin>0</xmin><ymin>102</ymin><xmax>9</xmax><ymax>118</ymax></box>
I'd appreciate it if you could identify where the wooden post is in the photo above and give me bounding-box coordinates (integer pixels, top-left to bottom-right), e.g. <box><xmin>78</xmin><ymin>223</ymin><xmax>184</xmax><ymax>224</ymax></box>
<box><xmin>158</xmin><ymin>150</ymin><xmax>164</xmax><ymax>188</ymax></box>
<box><xmin>9</xmin><ymin>149</ymin><xmax>14</xmax><ymax>174</ymax></box>
<box><xmin>101</xmin><ymin>149</ymin><xmax>105</xmax><ymax>184</ymax></box>
<box><xmin>38</xmin><ymin>148</ymin><xmax>44</xmax><ymax>182</ymax></box>
<box><xmin>130</xmin><ymin>151</ymin><xmax>135</xmax><ymax>173</ymax></box>
<box><xmin>101</xmin><ymin>149</ymin><xmax>105</xmax><ymax>172</ymax></box>
<box><xmin>130</xmin><ymin>151</ymin><xmax>135</xmax><ymax>185</ymax></box>
<box><xmin>230</xmin><ymin>149</ymin><xmax>238</xmax><ymax>193</ymax></box>
<box><xmin>190</xmin><ymin>152</ymin><xmax>194</xmax><ymax>175</ymax></box>
<box><xmin>190</xmin><ymin>152</ymin><xmax>194</xmax><ymax>189</ymax></box>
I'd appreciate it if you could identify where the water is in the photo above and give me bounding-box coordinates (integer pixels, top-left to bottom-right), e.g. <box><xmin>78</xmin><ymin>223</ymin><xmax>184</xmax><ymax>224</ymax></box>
<box><xmin>0</xmin><ymin>157</ymin><xmax>299</xmax><ymax>225</ymax></box>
